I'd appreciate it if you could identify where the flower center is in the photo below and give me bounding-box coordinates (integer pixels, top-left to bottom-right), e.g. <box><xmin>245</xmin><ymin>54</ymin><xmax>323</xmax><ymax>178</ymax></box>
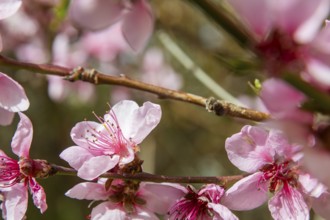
<box><xmin>168</xmin><ymin>186</ymin><xmax>215</xmax><ymax>220</ymax></box>
<box><xmin>255</xmin><ymin>30</ymin><xmax>305</xmax><ymax>75</ymax></box>
<box><xmin>0</xmin><ymin>155</ymin><xmax>21</xmax><ymax>187</ymax></box>
<box><xmin>259</xmin><ymin>160</ymin><xmax>298</xmax><ymax>193</ymax></box>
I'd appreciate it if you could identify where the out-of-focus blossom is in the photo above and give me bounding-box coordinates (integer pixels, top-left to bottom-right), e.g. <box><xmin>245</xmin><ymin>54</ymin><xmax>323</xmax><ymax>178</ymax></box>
<box><xmin>48</xmin><ymin>32</ymin><xmax>95</xmax><ymax>103</ymax></box>
<box><xmin>69</xmin><ymin>0</ymin><xmax>154</xmax><ymax>52</ymax></box>
<box><xmin>60</xmin><ymin>100</ymin><xmax>161</xmax><ymax>180</ymax></box>
<box><xmin>259</xmin><ymin>78</ymin><xmax>315</xmax><ymax>145</ymax></box>
<box><xmin>228</xmin><ymin>0</ymin><xmax>330</xmax><ymax>90</ymax></box>
<box><xmin>141</xmin><ymin>47</ymin><xmax>183</xmax><ymax>90</ymax></box>
<box><xmin>66</xmin><ymin>178</ymin><xmax>184</xmax><ymax>220</ymax></box>
<box><xmin>81</xmin><ymin>21</ymin><xmax>130</xmax><ymax>62</ymax></box>
<box><xmin>223</xmin><ymin>125</ymin><xmax>330</xmax><ymax>220</ymax></box>
<box><xmin>0</xmin><ymin>113</ymin><xmax>47</xmax><ymax>219</ymax></box>
<box><xmin>168</xmin><ymin>184</ymin><xmax>238</xmax><ymax>220</ymax></box>
<box><xmin>0</xmin><ymin>72</ymin><xmax>29</xmax><ymax>126</ymax></box>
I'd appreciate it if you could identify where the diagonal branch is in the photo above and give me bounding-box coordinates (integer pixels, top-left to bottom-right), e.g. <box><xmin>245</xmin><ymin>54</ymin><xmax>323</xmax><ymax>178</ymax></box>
<box><xmin>0</xmin><ymin>54</ymin><xmax>269</xmax><ymax>121</ymax></box>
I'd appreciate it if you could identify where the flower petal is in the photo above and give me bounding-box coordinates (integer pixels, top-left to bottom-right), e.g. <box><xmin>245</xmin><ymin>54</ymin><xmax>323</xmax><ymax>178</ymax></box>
<box><xmin>77</xmin><ymin>155</ymin><xmax>120</xmax><ymax>180</ymax></box>
<box><xmin>2</xmin><ymin>183</ymin><xmax>28</xmax><ymax>220</ymax></box>
<box><xmin>29</xmin><ymin>178</ymin><xmax>47</xmax><ymax>213</ymax></box>
<box><xmin>208</xmin><ymin>203</ymin><xmax>238</xmax><ymax>220</ymax></box>
<box><xmin>122</xmin><ymin>0</ymin><xmax>154</xmax><ymax>52</ymax></box>
<box><xmin>0</xmin><ymin>107</ymin><xmax>14</xmax><ymax>126</ymax></box>
<box><xmin>109</xmin><ymin>100</ymin><xmax>161</xmax><ymax>144</ymax></box>
<box><xmin>59</xmin><ymin>146</ymin><xmax>94</xmax><ymax>170</ymax></box>
<box><xmin>312</xmin><ymin>192</ymin><xmax>330</xmax><ymax>219</ymax></box>
<box><xmin>222</xmin><ymin>172</ymin><xmax>268</xmax><ymax>210</ymax></box>
<box><xmin>0</xmin><ymin>72</ymin><xmax>29</xmax><ymax>112</ymax></box>
<box><xmin>68</xmin><ymin>0</ymin><xmax>124</xmax><ymax>30</ymax></box>
<box><xmin>268</xmin><ymin>185</ymin><xmax>309</xmax><ymax>220</ymax></box>
<box><xmin>0</xmin><ymin>0</ymin><xmax>22</xmax><ymax>20</ymax></box>
<box><xmin>225</xmin><ymin>125</ymin><xmax>273</xmax><ymax>173</ymax></box>
<box><xmin>91</xmin><ymin>202</ymin><xmax>126</xmax><ymax>220</ymax></box>
<box><xmin>227</xmin><ymin>0</ymin><xmax>271</xmax><ymax>38</ymax></box>
<box><xmin>11</xmin><ymin>112</ymin><xmax>32</xmax><ymax>157</ymax></box>
<box><xmin>70</xmin><ymin>121</ymin><xmax>102</xmax><ymax>149</ymax></box>
<box><xmin>65</xmin><ymin>182</ymin><xmax>108</xmax><ymax>200</ymax></box>
<box><xmin>140</xmin><ymin>182</ymin><xmax>186</xmax><ymax>214</ymax></box>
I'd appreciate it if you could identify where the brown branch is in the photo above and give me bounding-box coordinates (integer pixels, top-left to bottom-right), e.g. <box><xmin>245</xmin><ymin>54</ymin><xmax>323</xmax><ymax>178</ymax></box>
<box><xmin>0</xmin><ymin>55</ymin><xmax>269</xmax><ymax>121</ymax></box>
<box><xmin>50</xmin><ymin>164</ymin><xmax>245</xmax><ymax>186</ymax></box>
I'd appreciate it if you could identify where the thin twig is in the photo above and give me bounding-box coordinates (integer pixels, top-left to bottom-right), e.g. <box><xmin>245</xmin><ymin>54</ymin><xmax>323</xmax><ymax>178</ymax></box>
<box><xmin>0</xmin><ymin>55</ymin><xmax>269</xmax><ymax>121</ymax></box>
<box><xmin>50</xmin><ymin>164</ymin><xmax>245</xmax><ymax>186</ymax></box>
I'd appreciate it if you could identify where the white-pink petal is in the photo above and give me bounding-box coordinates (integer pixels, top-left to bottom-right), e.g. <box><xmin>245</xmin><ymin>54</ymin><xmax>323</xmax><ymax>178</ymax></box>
<box><xmin>110</xmin><ymin>100</ymin><xmax>161</xmax><ymax>144</ymax></box>
<box><xmin>222</xmin><ymin>172</ymin><xmax>268</xmax><ymax>210</ymax></box>
<box><xmin>0</xmin><ymin>72</ymin><xmax>29</xmax><ymax>112</ymax></box>
<box><xmin>225</xmin><ymin>125</ymin><xmax>273</xmax><ymax>173</ymax></box>
<box><xmin>227</xmin><ymin>0</ymin><xmax>271</xmax><ymax>38</ymax></box>
<box><xmin>140</xmin><ymin>182</ymin><xmax>186</xmax><ymax>214</ymax></box>
<box><xmin>60</xmin><ymin>146</ymin><xmax>94</xmax><ymax>170</ymax></box>
<box><xmin>0</xmin><ymin>0</ymin><xmax>22</xmax><ymax>20</ymax></box>
<box><xmin>268</xmin><ymin>186</ymin><xmax>309</xmax><ymax>220</ymax></box>
<box><xmin>77</xmin><ymin>155</ymin><xmax>120</xmax><ymax>180</ymax></box>
<box><xmin>70</xmin><ymin>121</ymin><xmax>103</xmax><ymax>149</ymax></box>
<box><xmin>31</xmin><ymin>182</ymin><xmax>47</xmax><ymax>213</ymax></box>
<box><xmin>11</xmin><ymin>112</ymin><xmax>32</xmax><ymax>157</ymax></box>
<box><xmin>2</xmin><ymin>183</ymin><xmax>28</xmax><ymax>220</ymax></box>
<box><xmin>65</xmin><ymin>182</ymin><xmax>109</xmax><ymax>200</ymax></box>
<box><xmin>0</xmin><ymin>107</ymin><xmax>15</xmax><ymax>126</ymax></box>
<box><xmin>122</xmin><ymin>0</ymin><xmax>154</xmax><ymax>52</ymax></box>
<box><xmin>68</xmin><ymin>0</ymin><xmax>125</xmax><ymax>30</ymax></box>
<box><xmin>208</xmin><ymin>203</ymin><xmax>238</xmax><ymax>220</ymax></box>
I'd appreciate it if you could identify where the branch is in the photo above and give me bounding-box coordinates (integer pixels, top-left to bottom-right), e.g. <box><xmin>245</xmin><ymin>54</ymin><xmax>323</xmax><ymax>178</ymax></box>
<box><xmin>0</xmin><ymin>54</ymin><xmax>269</xmax><ymax>121</ymax></box>
<box><xmin>50</xmin><ymin>164</ymin><xmax>245</xmax><ymax>186</ymax></box>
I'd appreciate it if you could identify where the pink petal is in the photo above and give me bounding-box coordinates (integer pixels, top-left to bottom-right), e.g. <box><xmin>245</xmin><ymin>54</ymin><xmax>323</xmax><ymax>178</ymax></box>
<box><xmin>11</xmin><ymin>112</ymin><xmax>32</xmax><ymax>157</ymax></box>
<box><xmin>265</xmin><ymin>129</ymin><xmax>296</xmax><ymax>158</ymax></box>
<box><xmin>68</xmin><ymin>0</ymin><xmax>125</xmax><ymax>30</ymax></box>
<box><xmin>65</xmin><ymin>182</ymin><xmax>108</xmax><ymax>200</ymax></box>
<box><xmin>298</xmin><ymin>173</ymin><xmax>327</xmax><ymax>198</ymax></box>
<box><xmin>122</xmin><ymin>0</ymin><xmax>154</xmax><ymax>51</ymax></box>
<box><xmin>303</xmin><ymin>147</ymin><xmax>330</xmax><ymax>188</ymax></box>
<box><xmin>268</xmin><ymin>186</ymin><xmax>309</xmax><ymax>220</ymax></box>
<box><xmin>109</xmin><ymin>100</ymin><xmax>161</xmax><ymax>144</ymax></box>
<box><xmin>306</xmin><ymin>58</ymin><xmax>330</xmax><ymax>88</ymax></box>
<box><xmin>0</xmin><ymin>0</ymin><xmax>22</xmax><ymax>20</ymax></box>
<box><xmin>227</xmin><ymin>0</ymin><xmax>271</xmax><ymax>38</ymax></box>
<box><xmin>2</xmin><ymin>183</ymin><xmax>28</xmax><ymax>220</ymax></box>
<box><xmin>59</xmin><ymin>146</ymin><xmax>94</xmax><ymax>170</ymax></box>
<box><xmin>140</xmin><ymin>182</ymin><xmax>186</xmax><ymax>214</ymax></box>
<box><xmin>0</xmin><ymin>107</ymin><xmax>14</xmax><ymax>126</ymax></box>
<box><xmin>222</xmin><ymin>172</ymin><xmax>268</xmax><ymax>210</ymax></box>
<box><xmin>208</xmin><ymin>203</ymin><xmax>238</xmax><ymax>220</ymax></box>
<box><xmin>132</xmin><ymin>207</ymin><xmax>159</xmax><ymax>220</ymax></box>
<box><xmin>30</xmin><ymin>179</ymin><xmax>47</xmax><ymax>213</ymax></box>
<box><xmin>271</xmin><ymin>0</ymin><xmax>330</xmax><ymax>42</ymax></box>
<box><xmin>312</xmin><ymin>192</ymin><xmax>330</xmax><ymax>219</ymax></box>
<box><xmin>77</xmin><ymin>155</ymin><xmax>120</xmax><ymax>180</ymax></box>
<box><xmin>260</xmin><ymin>79</ymin><xmax>306</xmax><ymax>114</ymax></box>
<box><xmin>0</xmin><ymin>72</ymin><xmax>29</xmax><ymax>112</ymax></box>
<box><xmin>70</xmin><ymin>121</ymin><xmax>102</xmax><ymax>149</ymax></box>
<box><xmin>91</xmin><ymin>202</ymin><xmax>126</xmax><ymax>220</ymax></box>
<box><xmin>225</xmin><ymin>125</ymin><xmax>274</xmax><ymax>173</ymax></box>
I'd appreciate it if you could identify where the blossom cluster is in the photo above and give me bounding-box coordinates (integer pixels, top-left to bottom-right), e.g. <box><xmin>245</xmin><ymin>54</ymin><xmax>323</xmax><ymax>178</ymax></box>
<box><xmin>0</xmin><ymin>0</ymin><xmax>329</xmax><ymax>220</ymax></box>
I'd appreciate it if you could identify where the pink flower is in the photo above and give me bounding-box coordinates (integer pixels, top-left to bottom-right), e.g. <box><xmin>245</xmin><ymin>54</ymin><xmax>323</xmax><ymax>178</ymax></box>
<box><xmin>69</xmin><ymin>0</ymin><xmax>154</xmax><ymax>52</ymax></box>
<box><xmin>0</xmin><ymin>112</ymin><xmax>47</xmax><ymax>220</ymax></box>
<box><xmin>223</xmin><ymin>125</ymin><xmax>329</xmax><ymax>220</ymax></box>
<box><xmin>259</xmin><ymin>78</ymin><xmax>315</xmax><ymax>145</ymax></box>
<box><xmin>228</xmin><ymin>0</ymin><xmax>330</xmax><ymax>89</ymax></box>
<box><xmin>0</xmin><ymin>0</ymin><xmax>22</xmax><ymax>50</ymax></box>
<box><xmin>0</xmin><ymin>72</ymin><xmax>29</xmax><ymax>126</ymax></box>
<box><xmin>168</xmin><ymin>184</ymin><xmax>238</xmax><ymax>220</ymax></box>
<box><xmin>60</xmin><ymin>100</ymin><xmax>161</xmax><ymax>180</ymax></box>
<box><xmin>66</xmin><ymin>178</ymin><xmax>184</xmax><ymax>219</ymax></box>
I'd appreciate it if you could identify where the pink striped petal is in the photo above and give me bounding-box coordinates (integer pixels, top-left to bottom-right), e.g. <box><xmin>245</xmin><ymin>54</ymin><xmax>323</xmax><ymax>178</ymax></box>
<box><xmin>11</xmin><ymin>112</ymin><xmax>32</xmax><ymax>157</ymax></box>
